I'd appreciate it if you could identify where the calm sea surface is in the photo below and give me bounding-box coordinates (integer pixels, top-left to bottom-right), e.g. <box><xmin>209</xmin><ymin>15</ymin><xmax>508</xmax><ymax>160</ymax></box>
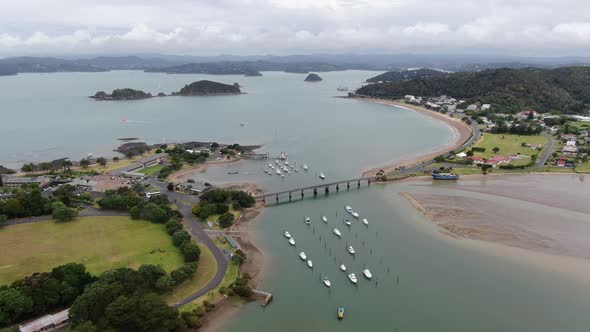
<box><xmin>1</xmin><ymin>71</ymin><xmax>589</xmax><ymax>331</ymax></box>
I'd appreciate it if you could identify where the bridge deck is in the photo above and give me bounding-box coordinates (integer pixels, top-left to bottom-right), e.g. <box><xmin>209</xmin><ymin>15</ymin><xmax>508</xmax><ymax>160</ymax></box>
<box><xmin>253</xmin><ymin>176</ymin><xmax>379</xmax><ymax>199</ymax></box>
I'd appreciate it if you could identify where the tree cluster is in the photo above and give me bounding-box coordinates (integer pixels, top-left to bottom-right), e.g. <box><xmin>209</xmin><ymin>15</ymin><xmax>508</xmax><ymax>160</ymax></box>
<box><xmin>0</xmin><ymin>263</ymin><xmax>95</xmax><ymax>327</ymax></box>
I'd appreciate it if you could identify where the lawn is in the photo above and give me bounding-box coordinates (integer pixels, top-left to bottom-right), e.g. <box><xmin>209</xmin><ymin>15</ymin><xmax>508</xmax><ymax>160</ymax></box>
<box><xmin>179</xmin><ymin>261</ymin><xmax>240</xmax><ymax>312</ymax></box>
<box><xmin>166</xmin><ymin>244</ymin><xmax>218</xmax><ymax>305</ymax></box>
<box><xmin>575</xmin><ymin>162</ymin><xmax>590</xmax><ymax>173</ymax></box>
<box><xmin>139</xmin><ymin>164</ymin><xmax>165</xmax><ymax>176</ymax></box>
<box><xmin>206</xmin><ymin>208</ymin><xmax>242</xmax><ymax>230</ymax></box>
<box><xmin>0</xmin><ymin>216</ymin><xmax>184</xmax><ymax>285</ymax></box>
<box><xmin>565</xmin><ymin>121</ymin><xmax>590</xmax><ymax>131</ymax></box>
<box><xmin>468</xmin><ymin>133</ymin><xmax>547</xmax><ymax>165</ymax></box>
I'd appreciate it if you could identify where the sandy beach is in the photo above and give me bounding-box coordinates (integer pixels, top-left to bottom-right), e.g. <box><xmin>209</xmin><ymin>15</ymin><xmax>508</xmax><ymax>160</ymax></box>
<box><xmin>168</xmin><ymin>157</ymin><xmax>244</xmax><ymax>183</ymax></box>
<box><xmin>400</xmin><ymin>174</ymin><xmax>590</xmax><ymax>260</ymax></box>
<box><xmin>354</xmin><ymin>97</ymin><xmax>473</xmax><ymax>177</ymax></box>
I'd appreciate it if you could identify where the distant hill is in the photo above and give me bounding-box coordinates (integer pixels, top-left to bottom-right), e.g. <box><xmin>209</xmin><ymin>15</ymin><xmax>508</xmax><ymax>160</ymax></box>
<box><xmin>0</xmin><ymin>57</ymin><xmax>108</xmax><ymax>74</ymax></box>
<box><xmin>357</xmin><ymin>67</ymin><xmax>590</xmax><ymax>114</ymax></box>
<box><xmin>304</xmin><ymin>73</ymin><xmax>323</xmax><ymax>82</ymax></box>
<box><xmin>90</xmin><ymin>89</ymin><xmax>152</xmax><ymax>100</ymax></box>
<box><xmin>175</xmin><ymin>80</ymin><xmax>241</xmax><ymax>96</ymax></box>
<box><xmin>366</xmin><ymin>69</ymin><xmax>448</xmax><ymax>83</ymax></box>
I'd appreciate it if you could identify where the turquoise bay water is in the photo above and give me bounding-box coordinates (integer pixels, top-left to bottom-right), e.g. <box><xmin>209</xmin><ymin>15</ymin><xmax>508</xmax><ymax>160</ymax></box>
<box><xmin>1</xmin><ymin>71</ymin><xmax>589</xmax><ymax>331</ymax></box>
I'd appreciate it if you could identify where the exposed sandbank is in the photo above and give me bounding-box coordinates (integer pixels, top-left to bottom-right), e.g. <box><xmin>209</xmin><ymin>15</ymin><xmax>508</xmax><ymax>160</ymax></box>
<box><xmin>400</xmin><ymin>174</ymin><xmax>590</xmax><ymax>260</ymax></box>
<box><xmin>353</xmin><ymin>98</ymin><xmax>473</xmax><ymax>177</ymax></box>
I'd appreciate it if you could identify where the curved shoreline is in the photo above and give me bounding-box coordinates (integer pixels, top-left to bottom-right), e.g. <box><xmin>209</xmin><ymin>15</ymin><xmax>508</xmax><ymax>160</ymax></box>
<box><xmin>354</xmin><ymin>97</ymin><xmax>473</xmax><ymax>177</ymax></box>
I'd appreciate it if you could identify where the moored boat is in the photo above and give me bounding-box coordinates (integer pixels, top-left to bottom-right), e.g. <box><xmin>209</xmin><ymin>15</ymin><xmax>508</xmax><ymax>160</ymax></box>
<box><xmin>345</xmin><ymin>206</ymin><xmax>353</xmax><ymax>213</ymax></box>
<box><xmin>305</xmin><ymin>217</ymin><xmax>311</xmax><ymax>225</ymax></box>
<box><xmin>319</xmin><ymin>172</ymin><xmax>326</xmax><ymax>180</ymax></box>
<box><xmin>431</xmin><ymin>172</ymin><xmax>459</xmax><ymax>180</ymax></box>
<box><xmin>307</xmin><ymin>260</ymin><xmax>313</xmax><ymax>268</ymax></box>
<box><xmin>363</xmin><ymin>268</ymin><xmax>372</xmax><ymax>279</ymax></box>
<box><xmin>288</xmin><ymin>238</ymin><xmax>295</xmax><ymax>245</ymax></box>
<box><xmin>348</xmin><ymin>273</ymin><xmax>357</xmax><ymax>284</ymax></box>
<box><xmin>303</xmin><ymin>164</ymin><xmax>308</xmax><ymax>171</ymax></box>
<box><xmin>333</xmin><ymin>228</ymin><xmax>342</xmax><ymax>237</ymax></box>
<box><xmin>299</xmin><ymin>252</ymin><xmax>307</xmax><ymax>260</ymax></box>
<box><xmin>337</xmin><ymin>307</ymin><xmax>344</xmax><ymax>319</ymax></box>
<box><xmin>323</xmin><ymin>277</ymin><xmax>331</xmax><ymax>288</ymax></box>
<box><xmin>322</xmin><ymin>216</ymin><xmax>328</xmax><ymax>223</ymax></box>
<box><xmin>284</xmin><ymin>231</ymin><xmax>291</xmax><ymax>238</ymax></box>
<box><xmin>362</xmin><ymin>218</ymin><xmax>368</xmax><ymax>225</ymax></box>
<box><xmin>347</xmin><ymin>246</ymin><xmax>355</xmax><ymax>254</ymax></box>
<box><xmin>345</xmin><ymin>219</ymin><xmax>351</xmax><ymax>226</ymax></box>
<box><xmin>340</xmin><ymin>264</ymin><xmax>347</xmax><ymax>271</ymax></box>
<box><xmin>351</xmin><ymin>212</ymin><xmax>360</xmax><ymax>219</ymax></box>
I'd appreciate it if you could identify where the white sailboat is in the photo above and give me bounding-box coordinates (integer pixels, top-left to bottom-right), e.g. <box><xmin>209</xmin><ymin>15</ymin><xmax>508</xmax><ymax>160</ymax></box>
<box><xmin>345</xmin><ymin>206</ymin><xmax>353</xmax><ymax>213</ymax></box>
<box><xmin>307</xmin><ymin>260</ymin><xmax>313</xmax><ymax>268</ymax></box>
<box><xmin>299</xmin><ymin>252</ymin><xmax>307</xmax><ymax>260</ymax></box>
<box><xmin>319</xmin><ymin>173</ymin><xmax>326</xmax><ymax>180</ymax></box>
<box><xmin>322</xmin><ymin>216</ymin><xmax>328</xmax><ymax>223</ymax></box>
<box><xmin>345</xmin><ymin>220</ymin><xmax>351</xmax><ymax>226</ymax></box>
<box><xmin>347</xmin><ymin>246</ymin><xmax>355</xmax><ymax>254</ymax></box>
<box><xmin>333</xmin><ymin>228</ymin><xmax>342</xmax><ymax>237</ymax></box>
<box><xmin>362</xmin><ymin>218</ymin><xmax>369</xmax><ymax>225</ymax></box>
<box><xmin>322</xmin><ymin>277</ymin><xmax>331</xmax><ymax>288</ymax></box>
<box><xmin>288</xmin><ymin>238</ymin><xmax>295</xmax><ymax>245</ymax></box>
<box><xmin>340</xmin><ymin>264</ymin><xmax>347</xmax><ymax>272</ymax></box>
<box><xmin>305</xmin><ymin>217</ymin><xmax>311</xmax><ymax>225</ymax></box>
<box><xmin>363</xmin><ymin>269</ymin><xmax>372</xmax><ymax>279</ymax></box>
<box><xmin>303</xmin><ymin>164</ymin><xmax>308</xmax><ymax>171</ymax></box>
<box><xmin>352</xmin><ymin>212</ymin><xmax>360</xmax><ymax>219</ymax></box>
<box><xmin>284</xmin><ymin>231</ymin><xmax>291</xmax><ymax>238</ymax></box>
<box><xmin>348</xmin><ymin>273</ymin><xmax>358</xmax><ymax>284</ymax></box>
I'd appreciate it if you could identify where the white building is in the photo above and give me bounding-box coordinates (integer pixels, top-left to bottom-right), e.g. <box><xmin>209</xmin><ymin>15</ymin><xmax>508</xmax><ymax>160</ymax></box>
<box><xmin>19</xmin><ymin>309</ymin><xmax>69</xmax><ymax>332</ymax></box>
<box><xmin>481</xmin><ymin>104</ymin><xmax>491</xmax><ymax>111</ymax></box>
<box><xmin>466</xmin><ymin>104</ymin><xmax>479</xmax><ymax>112</ymax></box>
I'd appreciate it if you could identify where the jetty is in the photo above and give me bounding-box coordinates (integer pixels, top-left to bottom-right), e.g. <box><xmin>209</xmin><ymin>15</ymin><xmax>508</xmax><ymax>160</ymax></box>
<box><xmin>252</xmin><ymin>289</ymin><xmax>273</xmax><ymax>306</ymax></box>
<box><xmin>254</xmin><ymin>176</ymin><xmax>381</xmax><ymax>203</ymax></box>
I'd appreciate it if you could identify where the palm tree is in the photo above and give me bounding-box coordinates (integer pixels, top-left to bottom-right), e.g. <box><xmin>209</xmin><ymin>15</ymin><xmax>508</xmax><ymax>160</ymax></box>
<box><xmin>113</xmin><ymin>156</ymin><xmax>120</xmax><ymax>163</ymax></box>
<box><xmin>79</xmin><ymin>159</ymin><xmax>91</xmax><ymax>169</ymax></box>
<box><xmin>21</xmin><ymin>163</ymin><xmax>34</xmax><ymax>175</ymax></box>
<box><xmin>97</xmin><ymin>157</ymin><xmax>107</xmax><ymax>167</ymax></box>
<box><xmin>60</xmin><ymin>160</ymin><xmax>73</xmax><ymax>173</ymax></box>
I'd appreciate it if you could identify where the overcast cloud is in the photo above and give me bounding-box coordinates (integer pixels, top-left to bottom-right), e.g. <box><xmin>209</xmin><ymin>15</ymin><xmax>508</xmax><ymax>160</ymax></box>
<box><xmin>2</xmin><ymin>0</ymin><xmax>590</xmax><ymax>56</ymax></box>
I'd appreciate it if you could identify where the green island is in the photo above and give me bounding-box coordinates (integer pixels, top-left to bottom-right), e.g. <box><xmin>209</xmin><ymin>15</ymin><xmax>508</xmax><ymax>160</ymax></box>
<box><xmin>174</xmin><ymin>80</ymin><xmax>242</xmax><ymax>96</ymax></box>
<box><xmin>304</xmin><ymin>73</ymin><xmax>323</xmax><ymax>82</ymax></box>
<box><xmin>90</xmin><ymin>88</ymin><xmax>153</xmax><ymax>100</ymax></box>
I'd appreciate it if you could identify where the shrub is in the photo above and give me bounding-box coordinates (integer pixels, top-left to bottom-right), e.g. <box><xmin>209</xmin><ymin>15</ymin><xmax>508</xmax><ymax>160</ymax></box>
<box><xmin>215</xmin><ymin>203</ymin><xmax>229</xmax><ymax>214</ymax></box>
<box><xmin>472</xmin><ymin>147</ymin><xmax>486</xmax><ymax>152</ymax></box>
<box><xmin>165</xmin><ymin>219</ymin><xmax>183</xmax><ymax>234</ymax></box>
<box><xmin>181</xmin><ymin>243</ymin><xmax>201</xmax><ymax>262</ymax></box>
<box><xmin>218</xmin><ymin>213</ymin><xmax>235</xmax><ymax>228</ymax></box>
<box><xmin>172</xmin><ymin>230</ymin><xmax>191</xmax><ymax>247</ymax></box>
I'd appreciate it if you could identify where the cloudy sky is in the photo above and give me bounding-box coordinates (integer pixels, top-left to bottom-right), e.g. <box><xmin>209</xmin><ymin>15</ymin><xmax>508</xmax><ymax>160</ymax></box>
<box><xmin>2</xmin><ymin>0</ymin><xmax>590</xmax><ymax>56</ymax></box>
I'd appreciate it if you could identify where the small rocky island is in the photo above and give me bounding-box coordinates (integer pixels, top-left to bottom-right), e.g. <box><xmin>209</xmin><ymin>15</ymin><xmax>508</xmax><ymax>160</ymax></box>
<box><xmin>173</xmin><ymin>80</ymin><xmax>242</xmax><ymax>96</ymax></box>
<box><xmin>90</xmin><ymin>88</ymin><xmax>153</xmax><ymax>100</ymax></box>
<box><xmin>244</xmin><ymin>70</ymin><xmax>263</xmax><ymax>77</ymax></box>
<box><xmin>304</xmin><ymin>73</ymin><xmax>323</xmax><ymax>82</ymax></box>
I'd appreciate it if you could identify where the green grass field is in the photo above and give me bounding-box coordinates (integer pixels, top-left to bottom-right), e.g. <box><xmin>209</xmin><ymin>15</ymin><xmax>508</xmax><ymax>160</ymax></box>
<box><xmin>565</xmin><ymin>121</ymin><xmax>590</xmax><ymax>131</ymax></box>
<box><xmin>0</xmin><ymin>216</ymin><xmax>184</xmax><ymax>285</ymax></box>
<box><xmin>139</xmin><ymin>164</ymin><xmax>165</xmax><ymax>176</ymax></box>
<box><xmin>575</xmin><ymin>162</ymin><xmax>590</xmax><ymax>173</ymax></box>
<box><xmin>469</xmin><ymin>133</ymin><xmax>547</xmax><ymax>165</ymax></box>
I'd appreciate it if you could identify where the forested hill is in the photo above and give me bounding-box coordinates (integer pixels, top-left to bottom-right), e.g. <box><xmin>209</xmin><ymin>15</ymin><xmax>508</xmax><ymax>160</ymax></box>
<box><xmin>366</xmin><ymin>68</ymin><xmax>448</xmax><ymax>83</ymax></box>
<box><xmin>357</xmin><ymin>67</ymin><xmax>590</xmax><ymax>114</ymax></box>
<box><xmin>175</xmin><ymin>80</ymin><xmax>241</xmax><ymax>95</ymax></box>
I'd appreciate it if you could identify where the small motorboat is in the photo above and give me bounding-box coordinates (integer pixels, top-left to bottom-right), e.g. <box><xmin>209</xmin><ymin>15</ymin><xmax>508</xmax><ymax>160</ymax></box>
<box><xmin>276</xmin><ymin>169</ymin><xmax>281</xmax><ymax>175</ymax></box>
<box><xmin>333</xmin><ymin>228</ymin><xmax>342</xmax><ymax>237</ymax></box>
<box><xmin>288</xmin><ymin>238</ymin><xmax>296</xmax><ymax>246</ymax></box>
<box><xmin>284</xmin><ymin>231</ymin><xmax>291</xmax><ymax>238</ymax></box>
<box><xmin>275</xmin><ymin>159</ymin><xmax>280</xmax><ymax>164</ymax></box>
<box><xmin>268</xmin><ymin>163</ymin><xmax>273</xmax><ymax>168</ymax></box>
<box><xmin>294</xmin><ymin>168</ymin><xmax>299</xmax><ymax>173</ymax></box>
<box><xmin>305</xmin><ymin>217</ymin><xmax>311</xmax><ymax>225</ymax></box>
<box><xmin>299</xmin><ymin>252</ymin><xmax>307</xmax><ymax>260</ymax></box>
<box><xmin>345</xmin><ymin>219</ymin><xmax>351</xmax><ymax>226</ymax></box>
<box><xmin>345</xmin><ymin>206</ymin><xmax>353</xmax><ymax>213</ymax></box>
<box><xmin>340</xmin><ymin>264</ymin><xmax>347</xmax><ymax>272</ymax></box>
<box><xmin>323</xmin><ymin>277</ymin><xmax>331</xmax><ymax>288</ymax></box>
<box><xmin>348</xmin><ymin>273</ymin><xmax>358</xmax><ymax>284</ymax></box>
<box><xmin>319</xmin><ymin>173</ymin><xmax>326</xmax><ymax>180</ymax></box>
<box><xmin>363</xmin><ymin>269</ymin><xmax>373</xmax><ymax>279</ymax></box>
<box><xmin>362</xmin><ymin>218</ymin><xmax>369</xmax><ymax>225</ymax></box>
<box><xmin>285</xmin><ymin>161</ymin><xmax>289</xmax><ymax>166</ymax></box>
<box><xmin>281</xmin><ymin>174</ymin><xmax>286</xmax><ymax>178</ymax></box>
<box><xmin>322</xmin><ymin>216</ymin><xmax>328</xmax><ymax>223</ymax></box>
<box><xmin>307</xmin><ymin>260</ymin><xmax>313</xmax><ymax>268</ymax></box>
<box><xmin>351</xmin><ymin>212</ymin><xmax>360</xmax><ymax>219</ymax></box>
<box><xmin>338</xmin><ymin>307</ymin><xmax>344</xmax><ymax>319</ymax></box>
<box><xmin>303</xmin><ymin>164</ymin><xmax>308</xmax><ymax>171</ymax></box>
<box><xmin>348</xmin><ymin>246</ymin><xmax>355</xmax><ymax>254</ymax></box>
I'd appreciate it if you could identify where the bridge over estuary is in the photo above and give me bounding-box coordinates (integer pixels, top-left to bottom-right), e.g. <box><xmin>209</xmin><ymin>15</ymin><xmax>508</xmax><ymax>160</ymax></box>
<box><xmin>253</xmin><ymin>176</ymin><xmax>381</xmax><ymax>203</ymax></box>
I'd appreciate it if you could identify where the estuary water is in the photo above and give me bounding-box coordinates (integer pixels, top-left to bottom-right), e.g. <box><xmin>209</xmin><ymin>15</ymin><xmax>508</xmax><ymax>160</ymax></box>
<box><xmin>1</xmin><ymin>71</ymin><xmax>589</xmax><ymax>331</ymax></box>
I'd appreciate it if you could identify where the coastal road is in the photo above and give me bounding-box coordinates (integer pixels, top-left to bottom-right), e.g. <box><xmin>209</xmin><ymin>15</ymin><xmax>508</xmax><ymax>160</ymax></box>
<box><xmin>532</xmin><ymin>132</ymin><xmax>556</xmax><ymax>170</ymax></box>
<box><xmin>146</xmin><ymin>178</ymin><xmax>229</xmax><ymax>308</ymax></box>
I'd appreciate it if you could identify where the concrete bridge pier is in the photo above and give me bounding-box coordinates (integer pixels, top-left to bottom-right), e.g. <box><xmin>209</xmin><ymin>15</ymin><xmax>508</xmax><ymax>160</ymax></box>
<box><xmin>325</xmin><ymin>187</ymin><xmax>329</xmax><ymax>194</ymax></box>
<box><xmin>336</xmin><ymin>184</ymin><xmax>339</xmax><ymax>191</ymax></box>
<box><xmin>313</xmin><ymin>188</ymin><xmax>318</xmax><ymax>196</ymax></box>
<box><xmin>368</xmin><ymin>179</ymin><xmax>371</xmax><ymax>186</ymax></box>
<box><xmin>276</xmin><ymin>195</ymin><xmax>279</xmax><ymax>203</ymax></box>
<box><xmin>289</xmin><ymin>192</ymin><xmax>292</xmax><ymax>201</ymax></box>
<box><xmin>301</xmin><ymin>190</ymin><xmax>304</xmax><ymax>198</ymax></box>
<box><xmin>357</xmin><ymin>180</ymin><xmax>361</xmax><ymax>187</ymax></box>
<box><xmin>347</xmin><ymin>182</ymin><xmax>350</xmax><ymax>190</ymax></box>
